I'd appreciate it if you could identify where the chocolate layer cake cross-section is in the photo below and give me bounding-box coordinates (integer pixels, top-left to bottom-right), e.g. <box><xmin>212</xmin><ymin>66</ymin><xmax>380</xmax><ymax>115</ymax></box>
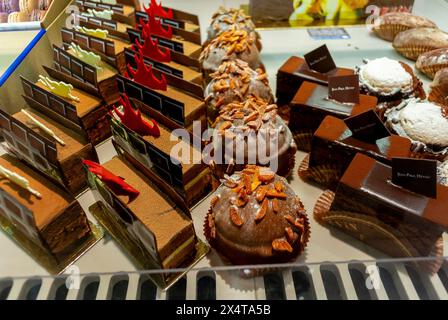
<box><xmin>289</xmin><ymin>81</ymin><xmax>378</xmax><ymax>152</ymax></box>
<box><xmin>0</xmin><ymin>108</ymin><xmax>97</xmax><ymax>195</ymax></box>
<box><xmin>0</xmin><ymin>154</ymin><xmax>92</xmax><ymax>263</ymax></box>
<box><xmin>276</xmin><ymin>56</ymin><xmax>354</xmax><ymax>105</ymax></box>
<box><xmin>302</xmin><ymin>115</ymin><xmax>412</xmax><ymax>189</ymax></box>
<box><xmin>315</xmin><ymin>153</ymin><xmax>447</xmax><ymax>273</ymax></box>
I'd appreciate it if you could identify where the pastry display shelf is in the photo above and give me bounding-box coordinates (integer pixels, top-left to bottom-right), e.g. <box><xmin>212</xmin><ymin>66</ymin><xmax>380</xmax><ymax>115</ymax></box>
<box><xmin>1</xmin><ymin>0</ymin><xmax>448</xmax><ymax>300</ymax></box>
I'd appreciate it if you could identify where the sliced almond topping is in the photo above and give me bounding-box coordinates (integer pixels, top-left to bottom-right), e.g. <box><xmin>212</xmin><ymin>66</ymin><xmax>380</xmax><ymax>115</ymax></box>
<box><xmin>285</xmin><ymin>214</ymin><xmax>295</xmax><ymax>225</ymax></box>
<box><xmin>236</xmin><ymin>190</ymin><xmax>249</xmax><ymax>207</ymax></box>
<box><xmin>274</xmin><ymin>181</ymin><xmax>284</xmax><ymax>192</ymax></box>
<box><xmin>285</xmin><ymin>227</ymin><xmax>299</xmax><ymax>244</ymax></box>
<box><xmin>272</xmin><ymin>198</ymin><xmax>279</xmax><ymax>213</ymax></box>
<box><xmin>255</xmin><ymin>185</ymin><xmax>268</xmax><ymax>203</ymax></box>
<box><xmin>244</xmin><ymin>111</ymin><xmax>259</xmax><ymax>124</ymax></box>
<box><xmin>219</xmin><ymin>121</ymin><xmax>232</xmax><ymax>131</ymax></box>
<box><xmin>210</xmin><ymin>195</ymin><xmax>220</xmax><ymax>208</ymax></box>
<box><xmin>272</xmin><ymin>238</ymin><xmax>293</xmax><ymax>253</ymax></box>
<box><xmin>243</xmin><ymin>174</ymin><xmax>252</xmax><ymax>195</ymax></box>
<box><xmin>224</xmin><ymin>178</ymin><xmax>238</xmax><ymax>189</ymax></box>
<box><xmin>232</xmin><ymin>181</ymin><xmax>244</xmax><ymax>194</ymax></box>
<box><xmin>230</xmin><ymin>206</ymin><xmax>244</xmax><ymax>227</ymax></box>
<box><xmin>258</xmin><ymin>170</ymin><xmax>275</xmax><ymax>183</ymax></box>
<box><xmin>266</xmin><ymin>190</ymin><xmax>287</xmax><ymax>199</ymax></box>
<box><xmin>255</xmin><ymin>199</ymin><xmax>268</xmax><ymax>222</ymax></box>
<box><xmin>233</xmin><ymin>112</ymin><xmax>245</xmax><ymax>119</ymax></box>
<box><xmin>251</xmin><ymin>171</ymin><xmax>261</xmax><ymax>192</ymax></box>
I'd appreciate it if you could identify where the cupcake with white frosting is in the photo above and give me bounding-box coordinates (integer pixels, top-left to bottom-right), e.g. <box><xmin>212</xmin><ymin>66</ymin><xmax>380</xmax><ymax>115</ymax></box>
<box><xmin>357</xmin><ymin>58</ymin><xmax>425</xmax><ymax>117</ymax></box>
<box><xmin>385</xmin><ymin>99</ymin><xmax>448</xmax><ymax>160</ymax></box>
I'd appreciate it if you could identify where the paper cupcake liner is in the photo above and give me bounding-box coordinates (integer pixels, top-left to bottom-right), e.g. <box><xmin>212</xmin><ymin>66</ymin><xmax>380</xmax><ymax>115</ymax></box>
<box><xmin>314</xmin><ymin>190</ymin><xmax>444</xmax><ymax>274</ymax></box>
<box><xmin>418</xmin><ymin>63</ymin><xmax>448</xmax><ymax>80</ymax></box>
<box><xmin>429</xmin><ymin>85</ymin><xmax>448</xmax><ymax>106</ymax></box>
<box><xmin>293</xmin><ymin>131</ymin><xmax>314</xmax><ymax>153</ymax></box>
<box><xmin>394</xmin><ymin>44</ymin><xmax>438</xmax><ymax>61</ymax></box>
<box><xmin>374</xmin><ymin>24</ymin><xmax>410</xmax><ymax>42</ymax></box>
<box><xmin>298</xmin><ymin>155</ymin><xmax>340</xmax><ymax>189</ymax></box>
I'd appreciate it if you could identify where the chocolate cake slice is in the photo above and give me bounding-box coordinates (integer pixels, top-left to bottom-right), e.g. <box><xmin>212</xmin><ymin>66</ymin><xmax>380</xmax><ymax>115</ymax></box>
<box><xmin>289</xmin><ymin>81</ymin><xmax>378</xmax><ymax>152</ymax></box>
<box><xmin>315</xmin><ymin>153</ymin><xmax>447</xmax><ymax>273</ymax></box>
<box><xmin>0</xmin><ymin>108</ymin><xmax>97</xmax><ymax>195</ymax></box>
<box><xmin>276</xmin><ymin>56</ymin><xmax>354</xmax><ymax>105</ymax></box>
<box><xmin>0</xmin><ymin>154</ymin><xmax>92</xmax><ymax>264</ymax></box>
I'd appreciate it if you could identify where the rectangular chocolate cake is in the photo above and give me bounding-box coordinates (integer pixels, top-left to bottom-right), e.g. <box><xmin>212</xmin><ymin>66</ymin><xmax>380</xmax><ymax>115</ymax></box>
<box><xmin>85</xmin><ymin>156</ymin><xmax>198</xmax><ymax>271</ymax></box>
<box><xmin>20</xmin><ymin>75</ymin><xmax>111</xmax><ymax>145</ymax></box>
<box><xmin>289</xmin><ymin>81</ymin><xmax>378</xmax><ymax>151</ymax></box>
<box><xmin>316</xmin><ymin>153</ymin><xmax>447</xmax><ymax>272</ymax></box>
<box><xmin>305</xmin><ymin>115</ymin><xmax>412</xmax><ymax>189</ymax></box>
<box><xmin>75</xmin><ymin>0</ymin><xmax>136</xmax><ymax>25</ymax></box>
<box><xmin>0</xmin><ymin>154</ymin><xmax>92</xmax><ymax>263</ymax></box>
<box><xmin>276</xmin><ymin>56</ymin><xmax>354</xmax><ymax>105</ymax></box>
<box><xmin>0</xmin><ymin>108</ymin><xmax>97</xmax><ymax>195</ymax></box>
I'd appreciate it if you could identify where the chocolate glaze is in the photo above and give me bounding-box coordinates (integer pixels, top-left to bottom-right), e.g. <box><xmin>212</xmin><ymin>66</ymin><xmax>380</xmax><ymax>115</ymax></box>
<box><xmin>276</xmin><ymin>56</ymin><xmax>354</xmax><ymax>105</ymax></box>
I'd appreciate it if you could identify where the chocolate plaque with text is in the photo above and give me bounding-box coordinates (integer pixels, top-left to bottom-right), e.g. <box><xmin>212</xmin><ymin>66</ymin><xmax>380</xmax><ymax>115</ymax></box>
<box><xmin>304</xmin><ymin>45</ymin><xmax>336</xmax><ymax>73</ymax></box>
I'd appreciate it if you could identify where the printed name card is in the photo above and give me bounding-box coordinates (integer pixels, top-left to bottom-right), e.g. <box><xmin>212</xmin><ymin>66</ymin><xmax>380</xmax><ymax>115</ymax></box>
<box><xmin>304</xmin><ymin>44</ymin><xmax>336</xmax><ymax>73</ymax></box>
<box><xmin>392</xmin><ymin>158</ymin><xmax>438</xmax><ymax>199</ymax></box>
<box><xmin>344</xmin><ymin>109</ymin><xmax>390</xmax><ymax>143</ymax></box>
<box><xmin>328</xmin><ymin>74</ymin><xmax>360</xmax><ymax>104</ymax></box>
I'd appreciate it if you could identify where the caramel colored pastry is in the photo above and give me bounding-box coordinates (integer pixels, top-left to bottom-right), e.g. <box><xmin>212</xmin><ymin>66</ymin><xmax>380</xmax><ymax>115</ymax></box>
<box><xmin>211</xmin><ymin>97</ymin><xmax>296</xmax><ymax>179</ymax></box>
<box><xmin>0</xmin><ymin>0</ymin><xmax>20</xmax><ymax>13</ymax></box>
<box><xmin>205</xmin><ymin>165</ymin><xmax>310</xmax><ymax>265</ymax></box>
<box><xmin>207</xmin><ymin>7</ymin><xmax>260</xmax><ymax>48</ymax></box>
<box><xmin>372</xmin><ymin>12</ymin><xmax>437</xmax><ymax>42</ymax></box>
<box><xmin>393</xmin><ymin>28</ymin><xmax>448</xmax><ymax>61</ymax></box>
<box><xmin>0</xmin><ymin>154</ymin><xmax>91</xmax><ymax>261</ymax></box>
<box><xmin>385</xmin><ymin>99</ymin><xmax>448</xmax><ymax>161</ymax></box>
<box><xmin>429</xmin><ymin>68</ymin><xmax>448</xmax><ymax>105</ymax></box>
<box><xmin>7</xmin><ymin>11</ymin><xmax>29</xmax><ymax>22</ymax></box>
<box><xmin>19</xmin><ymin>0</ymin><xmax>38</xmax><ymax>14</ymax></box>
<box><xmin>276</xmin><ymin>56</ymin><xmax>354</xmax><ymax>105</ymax></box>
<box><xmin>289</xmin><ymin>81</ymin><xmax>378</xmax><ymax>152</ymax></box>
<box><xmin>0</xmin><ymin>12</ymin><xmax>8</xmax><ymax>22</ymax></box>
<box><xmin>0</xmin><ymin>107</ymin><xmax>97</xmax><ymax>195</ymax></box>
<box><xmin>304</xmin><ymin>115</ymin><xmax>412</xmax><ymax>189</ymax></box>
<box><xmin>416</xmin><ymin>48</ymin><xmax>448</xmax><ymax>80</ymax></box>
<box><xmin>315</xmin><ymin>153</ymin><xmax>446</xmax><ymax>273</ymax></box>
<box><xmin>204</xmin><ymin>59</ymin><xmax>274</xmax><ymax>125</ymax></box>
<box><xmin>357</xmin><ymin>57</ymin><xmax>425</xmax><ymax>104</ymax></box>
<box><xmin>92</xmin><ymin>156</ymin><xmax>197</xmax><ymax>270</ymax></box>
<box><xmin>200</xmin><ymin>29</ymin><xmax>262</xmax><ymax>84</ymax></box>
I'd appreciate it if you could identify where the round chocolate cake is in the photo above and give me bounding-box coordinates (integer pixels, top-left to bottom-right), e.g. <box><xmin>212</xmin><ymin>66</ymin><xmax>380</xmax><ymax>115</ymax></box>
<box><xmin>205</xmin><ymin>165</ymin><xmax>310</xmax><ymax>265</ymax></box>
<box><xmin>205</xmin><ymin>59</ymin><xmax>274</xmax><ymax>125</ymax></box>
<box><xmin>385</xmin><ymin>99</ymin><xmax>448</xmax><ymax>161</ymax></box>
<box><xmin>207</xmin><ymin>7</ymin><xmax>260</xmax><ymax>49</ymax></box>
<box><xmin>200</xmin><ymin>28</ymin><xmax>262</xmax><ymax>85</ymax></box>
<box><xmin>211</xmin><ymin>96</ymin><xmax>296</xmax><ymax>178</ymax></box>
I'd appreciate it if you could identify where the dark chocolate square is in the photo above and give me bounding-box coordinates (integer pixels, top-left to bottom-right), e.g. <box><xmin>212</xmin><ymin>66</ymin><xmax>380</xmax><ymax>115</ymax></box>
<box><xmin>328</xmin><ymin>74</ymin><xmax>360</xmax><ymax>104</ymax></box>
<box><xmin>344</xmin><ymin>109</ymin><xmax>390</xmax><ymax>143</ymax></box>
<box><xmin>304</xmin><ymin>45</ymin><xmax>336</xmax><ymax>73</ymax></box>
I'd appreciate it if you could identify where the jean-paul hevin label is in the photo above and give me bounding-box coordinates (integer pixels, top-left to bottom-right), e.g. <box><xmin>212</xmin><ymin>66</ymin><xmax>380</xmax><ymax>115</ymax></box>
<box><xmin>304</xmin><ymin>44</ymin><xmax>336</xmax><ymax>73</ymax></box>
<box><xmin>344</xmin><ymin>109</ymin><xmax>390</xmax><ymax>143</ymax></box>
<box><xmin>392</xmin><ymin>158</ymin><xmax>438</xmax><ymax>199</ymax></box>
<box><xmin>328</xmin><ymin>74</ymin><xmax>360</xmax><ymax>104</ymax></box>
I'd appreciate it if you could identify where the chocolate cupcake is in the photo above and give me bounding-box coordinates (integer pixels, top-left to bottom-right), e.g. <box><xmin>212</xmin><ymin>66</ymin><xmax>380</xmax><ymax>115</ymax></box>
<box><xmin>211</xmin><ymin>97</ymin><xmax>296</xmax><ymax>179</ymax></box>
<box><xmin>372</xmin><ymin>12</ymin><xmax>437</xmax><ymax>42</ymax></box>
<box><xmin>429</xmin><ymin>68</ymin><xmax>448</xmax><ymax>105</ymax></box>
<box><xmin>393</xmin><ymin>28</ymin><xmax>448</xmax><ymax>61</ymax></box>
<box><xmin>204</xmin><ymin>59</ymin><xmax>274</xmax><ymax>126</ymax></box>
<box><xmin>204</xmin><ymin>165</ymin><xmax>310</xmax><ymax>265</ymax></box>
<box><xmin>416</xmin><ymin>48</ymin><xmax>448</xmax><ymax>80</ymax></box>
<box><xmin>385</xmin><ymin>99</ymin><xmax>448</xmax><ymax>161</ymax></box>
<box><xmin>207</xmin><ymin>6</ymin><xmax>260</xmax><ymax>49</ymax></box>
<box><xmin>357</xmin><ymin>57</ymin><xmax>425</xmax><ymax>105</ymax></box>
<box><xmin>200</xmin><ymin>28</ymin><xmax>262</xmax><ymax>85</ymax></box>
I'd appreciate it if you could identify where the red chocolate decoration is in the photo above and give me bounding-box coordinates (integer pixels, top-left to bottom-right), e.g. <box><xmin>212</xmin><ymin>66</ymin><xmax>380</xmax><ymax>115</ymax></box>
<box><xmin>126</xmin><ymin>50</ymin><xmax>167</xmax><ymax>91</ymax></box>
<box><xmin>133</xmin><ymin>34</ymin><xmax>171</xmax><ymax>62</ymax></box>
<box><xmin>83</xmin><ymin>160</ymin><xmax>140</xmax><ymax>202</ymax></box>
<box><xmin>140</xmin><ymin>11</ymin><xmax>172</xmax><ymax>39</ymax></box>
<box><xmin>112</xmin><ymin>94</ymin><xmax>161</xmax><ymax>137</ymax></box>
<box><xmin>144</xmin><ymin>0</ymin><xmax>173</xmax><ymax>19</ymax></box>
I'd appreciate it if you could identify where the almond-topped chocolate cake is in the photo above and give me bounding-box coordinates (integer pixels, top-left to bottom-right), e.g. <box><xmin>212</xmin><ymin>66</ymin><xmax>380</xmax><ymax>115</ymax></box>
<box><xmin>205</xmin><ymin>165</ymin><xmax>310</xmax><ymax>265</ymax></box>
<box><xmin>204</xmin><ymin>59</ymin><xmax>274</xmax><ymax>126</ymax></box>
<box><xmin>200</xmin><ymin>28</ymin><xmax>262</xmax><ymax>85</ymax></box>
<box><xmin>211</xmin><ymin>96</ymin><xmax>296</xmax><ymax>179</ymax></box>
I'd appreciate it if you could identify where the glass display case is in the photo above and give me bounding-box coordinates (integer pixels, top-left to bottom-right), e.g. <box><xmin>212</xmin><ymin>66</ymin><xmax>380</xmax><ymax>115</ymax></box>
<box><xmin>0</xmin><ymin>0</ymin><xmax>448</xmax><ymax>300</ymax></box>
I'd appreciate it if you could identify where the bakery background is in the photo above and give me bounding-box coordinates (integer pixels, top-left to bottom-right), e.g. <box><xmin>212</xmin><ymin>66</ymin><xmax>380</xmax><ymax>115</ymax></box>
<box><xmin>0</xmin><ymin>0</ymin><xmax>447</xmax><ymax>300</ymax></box>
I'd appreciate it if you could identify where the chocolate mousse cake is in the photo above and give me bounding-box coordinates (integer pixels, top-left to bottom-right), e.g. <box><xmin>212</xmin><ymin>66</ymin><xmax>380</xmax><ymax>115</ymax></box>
<box><xmin>0</xmin><ymin>154</ymin><xmax>93</xmax><ymax>266</ymax></box>
<box><xmin>289</xmin><ymin>81</ymin><xmax>378</xmax><ymax>152</ymax></box>
<box><xmin>85</xmin><ymin>156</ymin><xmax>200</xmax><ymax>275</ymax></box>
<box><xmin>205</xmin><ymin>165</ymin><xmax>310</xmax><ymax>265</ymax></box>
<box><xmin>200</xmin><ymin>28</ymin><xmax>262</xmax><ymax>85</ymax></box>
<box><xmin>385</xmin><ymin>99</ymin><xmax>448</xmax><ymax>161</ymax></box>
<box><xmin>110</xmin><ymin>95</ymin><xmax>211</xmax><ymax>210</ymax></box>
<box><xmin>276</xmin><ymin>56</ymin><xmax>354</xmax><ymax>105</ymax></box>
<box><xmin>315</xmin><ymin>153</ymin><xmax>447</xmax><ymax>273</ymax></box>
<box><xmin>20</xmin><ymin>74</ymin><xmax>110</xmax><ymax>145</ymax></box>
<box><xmin>0</xmin><ymin>107</ymin><xmax>97</xmax><ymax>195</ymax></box>
<box><xmin>357</xmin><ymin>58</ymin><xmax>425</xmax><ymax>112</ymax></box>
<box><xmin>301</xmin><ymin>115</ymin><xmax>412</xmax><ymax>189</ymax></box>
<box><xmin>204</xmin><ymin>59</ymin><xmax>273</xmax><ymax>126</ymax></box>
<box><xmin>211</xmin><ymin>97</ymin><xmax>296</xmax><ymax>180</ymax></box>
